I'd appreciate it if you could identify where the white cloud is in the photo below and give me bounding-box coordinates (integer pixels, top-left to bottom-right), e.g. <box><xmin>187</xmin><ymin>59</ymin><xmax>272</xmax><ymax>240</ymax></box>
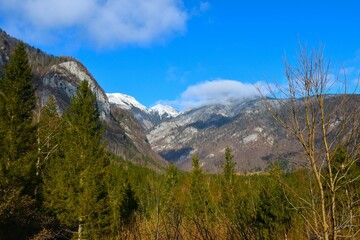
<box><xmin>163</xmin><ymin>79</ymin><xmax>262</xmax><ymax>110</ymax></box>
<box><xmin>0</xmin><ymin>0</ymin><xmax>187</xmax><ymax>47</ymax></box>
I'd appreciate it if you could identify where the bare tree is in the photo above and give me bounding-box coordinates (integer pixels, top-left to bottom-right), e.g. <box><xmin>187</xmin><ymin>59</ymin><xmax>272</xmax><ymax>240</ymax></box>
<box><xmin>259</xmin><ymin>45</ymin><xmax>360</xmax><ymax>240</ymax></box>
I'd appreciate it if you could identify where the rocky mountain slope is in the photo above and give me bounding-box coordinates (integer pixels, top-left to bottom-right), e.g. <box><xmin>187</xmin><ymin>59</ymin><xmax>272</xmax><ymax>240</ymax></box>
<box><xmin>147</xmin><ymin>98</ymin><xmax>295</xmax><ymax>172</ymax></box>
<box><xmin>107</xmin><ymin>93</ymin><xmax>295</xmax><ymax>172</ymax></box>
<box><xmin>109</xmin><ymin>92</ymin><xmax>360</xmax><ymax>173</ymax></box>
<box><xmin>0</xmin><ymin>29</ymin><xmax>166</xmax><ymax>170</ymax></box>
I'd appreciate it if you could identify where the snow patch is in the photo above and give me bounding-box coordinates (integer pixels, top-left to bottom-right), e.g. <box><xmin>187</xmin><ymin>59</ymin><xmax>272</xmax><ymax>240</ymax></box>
<box><xmin>150</xmin><ymin>104</ymin><xmax>179</xmax><ymax>119</ymax></box>
<box><xmin>254</xmin><ymin>127</ymin><xmax>263</xmax><ymax>133</ymax></box>
<box><xmin>243</xmin><ymin>133</ymin><xmax>258</xmax><ymax>144</ymax></box>
<box><xmin>107</xmin><ymin>93</ymin><xmax>148</xmax><ymax>113</ymax></box>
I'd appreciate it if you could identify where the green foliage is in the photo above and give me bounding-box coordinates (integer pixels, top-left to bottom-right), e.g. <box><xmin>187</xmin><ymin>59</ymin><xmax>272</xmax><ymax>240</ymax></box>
<box><xmin>220</xmin><ymin>147</ymin><xmax>236</xmax><ymax>211</ymax></box>
<box><xmin>189</xmin><ymin>154</ymin><xmax>209</xmax><ymax>214</ymax></box>
<box><xmin>187</xmin><ymin>154</ymin><xmax>215</xmax><ymax>238</ymax></box>
<box><xmin>0</xmin><ymin>43</ymin><xmax>41</xmax><ymax>239</ymax></box>
<box><xmin>327</xmin><ymin>145</ymin><xmax>360</xmax><ymax>237</ymax></box>
<box><xmin>120</xmin><ymin>177</ymin><xmax>139</xmax><ymax>225</ymax></box>
<box><xmin>223</xmin><ymin>147</ymin><xmax>235</xmax><ymax>185</ymax></box>
<box><xmin>255</xmin><ymin>178</ymin><xmax>292</xmax><ymax>239</ymax></box>
<box><xmin>165</xmin><ymin>163</ymin><xmax>180</xmax><ymax>190</ymax></box>
<box><xmin>219</xmin><ymin>147</ymin><xmax>239</xmax><ymax>237</ymax></box>
<box><xmin>0</xmin><ymin>42</ymin><xmax>36</xmax><ymax>189</ymax></box>
<box><xmin>43</xmin><ymin>81</ymin><xmax>110</xmax><ymax>239</ymax></box>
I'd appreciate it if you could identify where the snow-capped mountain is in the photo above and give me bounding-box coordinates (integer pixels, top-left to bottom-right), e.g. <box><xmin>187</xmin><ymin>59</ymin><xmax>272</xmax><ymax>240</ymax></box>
<box><xmin>107</xmin><ymin>93</ymin><xmax>149</xmax><ymax>113</ymax></box>
<box><xmin>150</xmin><ymin>104</ymin><xmax>179</xmax><ymax>119</ymax></box>
<box><xmin>107</xmin><ymin>93</ymin><xmax>179</xmax><ymax>130</ymax></box>
<box><xmin>146</xmin><ymin>98</ymin><xmax>288</xmax><ymax>172</ymax></box>
<box><xmin>105</xmin><ymin>91</ymin><xmax>298</xmax><ymax>172</ymax></box>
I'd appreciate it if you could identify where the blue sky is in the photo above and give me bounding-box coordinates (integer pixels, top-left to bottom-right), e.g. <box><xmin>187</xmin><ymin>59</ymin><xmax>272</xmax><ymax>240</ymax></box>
<box><xmin>0</xmin><ymin>0</ymin><xmax>359</xmax><ymax>110</ymax></box>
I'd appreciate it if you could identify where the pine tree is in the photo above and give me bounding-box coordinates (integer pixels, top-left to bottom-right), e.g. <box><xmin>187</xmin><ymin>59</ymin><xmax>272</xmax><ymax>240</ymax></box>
<box><xmin>43</xmin><ymin>81</ymin><xmax>109</xmax><ymax>239</ymax></box>
<box><xmin>255</xmin><ymin>178</ymin><xmax>292</xmax><ymax>239</ymax></box>
<box><xmin>188</xmin><ymin>154</ymin><xmax>214</xmax><ymax>238</ymax></box>
<box><xmin>119</xmin><ymin>177</ymin><xmax>139</xmax><ymax>226</ymax></box>
<box><xmin>189</xmin><ymin>154</ymin><xmax>206</xmax><ymax>214</ymax></box>
<box><xmin>219</xmin><ymin>147</ymin><xmax>240</xmax><ymax>237</ymax></box>
<box><xmin>0</xmin><ymin>42</ymin><xmax>36</xmax><ymax>188</ymax></box>
<box><xmin>220</xmin><ymin>147</ymin><xmax>236</xmax><ymax>218</ymax></box>
<box><xmin>223</xmin><ymin>147</ymin><xmax>235</xmax><ymax>186</ymax></box>
<box><xmin>0</xmin><ymin>42</ymin><xmax>41</xmax><ymax>239</ymax></box>
<box><xmin>165</xmin><ymin>163</ymin><xmax>180</xmax><ymax>190</ymax></box>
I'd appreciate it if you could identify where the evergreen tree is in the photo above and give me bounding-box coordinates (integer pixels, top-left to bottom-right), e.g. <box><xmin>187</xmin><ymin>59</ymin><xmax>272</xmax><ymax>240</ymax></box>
<box><xmin>0</xmin><ymin>43</ymin><xmax>42</xmax><ymax>239</ymax></box>
<box><xmin>119</xmin><ymin>177</ymin><xmax>139</xmax><ymax>226</ymax></box>
<box><xmin>165</xmin><ymin>163</ymin><xmax>180</xmax><ymax>190</ymax></box>
<box><xmin>223</xmin><ymin>147</ymin><xmax>235</xmax><ymax>185</ymax></box>
<box><xmin>0</xmin><ymin>42</ymin><xmax>36</xmax><ymax>189</ymax></box>
<box><xmin>43</xmin><ymin>81</ymin><xmax>109</xmax><ymax>239</ymax></box>
<box><xmin>189</xmin><ymin>155</ymin><xmax>206</xmax><ymax>214</ymax></box>
<box><xmin>188</xmin><ymin>154</ymin><xmax>214</xmax><ymax>238</ymax></box>
<box><xmin>255</xmin><ymin>181</ymin><xmax>292</xmax><ymax>239</ymax></box>
<box><xmin>220</xmin><ymin>147</ymin><xmax>237</xmax><ymax>229</ymax></box>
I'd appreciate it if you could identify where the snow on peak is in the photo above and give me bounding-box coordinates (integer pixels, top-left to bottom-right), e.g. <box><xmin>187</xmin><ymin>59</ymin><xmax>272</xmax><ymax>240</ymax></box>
<box><xmin>150</xmin><ymin>104</ymin><xmax>179</xmax><ymax>119</ymax></box>
<box><xmin>107</xmin><ymin>93</ymin><xmax>148</xmax><ymax>113</ymax></box>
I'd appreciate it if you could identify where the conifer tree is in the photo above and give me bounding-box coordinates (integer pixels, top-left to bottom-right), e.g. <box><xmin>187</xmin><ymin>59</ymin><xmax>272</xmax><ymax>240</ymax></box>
<box><xmin>220</xmin><ymin>147</ymin><xmax>238</xmax><ymax>236</ymax></box>
<box><xmin>223</xmin><ymin>147</ymin><xmax>235</xmax><ymax>186</ymax></box>
<box><xmin>165</xmin><ymin>163</ymin><xmax>180</xmax><ymax>190</ymax></box>
<box><xmin>163</xmin><ymin>163</ymin><xmax>184</xmax><ymax>238</ymax></box>
<box><xmin>0</xmin><ymin>42</ymin><xmax>36</xmax><ymax>188</ymax></box>
<box><xmin>0</xmin><ymin>42</ymin><xmax>41</xmax><ymax>239</ymax></box>
<box><xmin>44</xmin><ymin>81</ymin><xmax>109</xmax><ymax>239</ymax></box>
<box><xmin>189</xmin><ymin>155</ymin><xmax>207</xmax><ymax>214</ymax></box>
<box><xmin>221</xmin><ymin>148</ymin><xmax>235</xmax><ymax>206</ymax></box>
<box><xmin>188</xmin><ymin>154</ymin><xmax>214</xmax><ymax>238</ymax></box>
<box><xmin>120</xmin><ymin>177</ymin><xmax>139</xmax><ymax>226</ymax></box>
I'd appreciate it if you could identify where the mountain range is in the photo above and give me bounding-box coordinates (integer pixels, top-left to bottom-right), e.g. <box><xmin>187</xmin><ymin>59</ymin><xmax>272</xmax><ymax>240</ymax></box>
<box><xmin>107</xmin><ymin>94</ymin><xmax>299</xmax><ymax>172</ymax></box>
<box><xmin>1</xmin><ymin>29</ymin><xmax>358</xmax><ymax>173</ymax></box>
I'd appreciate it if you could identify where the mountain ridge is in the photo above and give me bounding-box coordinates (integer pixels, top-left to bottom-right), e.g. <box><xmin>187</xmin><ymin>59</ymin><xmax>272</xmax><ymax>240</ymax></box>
<box><xmin>106</xmin><ymin>90</ymin><xmax>360</xmax><ymax>173</ymax></box>
<box><xmin>0</xmin><ymin>29</ymin><xmax>167</xmax><ymax>170</ymax></box>
<box><xmin>107</xmin><ymin>92</ymin><xmax>180</xmax><ymax>130</ymax></box>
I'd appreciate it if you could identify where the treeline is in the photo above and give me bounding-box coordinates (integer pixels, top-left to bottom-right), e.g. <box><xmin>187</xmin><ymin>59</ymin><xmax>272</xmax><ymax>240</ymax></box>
<box><xmin>0</xmin><ymin>44</ymin><xmax>359</xmax><ymax>239</ymax></box>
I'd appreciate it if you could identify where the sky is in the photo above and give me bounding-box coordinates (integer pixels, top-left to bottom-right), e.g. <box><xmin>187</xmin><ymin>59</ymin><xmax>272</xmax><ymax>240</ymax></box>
<box><xmin>0</xmin><ymin>0</ymin><xmax>360</xmax><ymax>110</ymax></box>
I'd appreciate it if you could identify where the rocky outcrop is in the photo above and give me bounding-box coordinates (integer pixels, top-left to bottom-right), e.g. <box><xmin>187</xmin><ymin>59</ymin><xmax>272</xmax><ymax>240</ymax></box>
<box><xmin>41</xmin><ymin>60</ymin><xmax>110</xmax><ymax>119</ymax></box>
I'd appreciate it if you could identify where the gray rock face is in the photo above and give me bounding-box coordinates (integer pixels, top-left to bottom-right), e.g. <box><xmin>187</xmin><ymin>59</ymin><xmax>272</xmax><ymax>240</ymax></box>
<box><xmin>42</xmin><ymin>60</ymin><xmax>110</xmax><ymax>119</ymax></box>
<box><xmin>146</xmin><ymin>98</ymin><xmax>290</xmax><ymax>172</ymax></box>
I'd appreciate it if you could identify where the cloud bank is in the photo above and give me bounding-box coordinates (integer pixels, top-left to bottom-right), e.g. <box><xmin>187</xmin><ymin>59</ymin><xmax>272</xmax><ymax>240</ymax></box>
<box><xmin>0</xmin><ymin>0</ymin><xmax>187</xmax><ymax>47</ymax></box>
<box><xmin>160</xmin><ymin>79</ymin><xmax>262</xmax><ymax>110</ymax></box>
